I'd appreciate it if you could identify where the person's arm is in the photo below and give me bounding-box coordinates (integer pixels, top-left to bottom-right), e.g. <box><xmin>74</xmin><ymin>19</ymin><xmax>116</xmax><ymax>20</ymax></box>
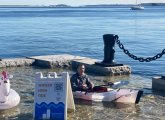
<box><xmin>85</xmin><ymin>75</ymin><xmax>94</xmax><ymax>89</ymax></box>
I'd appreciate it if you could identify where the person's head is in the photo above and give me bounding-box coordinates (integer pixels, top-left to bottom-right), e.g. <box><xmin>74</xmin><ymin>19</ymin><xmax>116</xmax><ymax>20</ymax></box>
<box><xmin>77</xmin><ymin>64</ymin><xmax>85</xmax><ymax>75</ymax></box>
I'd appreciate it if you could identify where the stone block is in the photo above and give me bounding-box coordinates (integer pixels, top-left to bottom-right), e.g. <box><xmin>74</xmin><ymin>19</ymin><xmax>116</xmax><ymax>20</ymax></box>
<box><xmin>152</xmin><ymin>76</ymin><xmax>165</xmax><ymax>91</ymax></box>
<box><xmin>0</xmin><ymin>58</ymin><xmax>35</xmax><ymax>68</ymax></box>
<box><xmin>71</xmin><ymin>59</ymin><xmax>131</xmax><ymax>76</ymax></box>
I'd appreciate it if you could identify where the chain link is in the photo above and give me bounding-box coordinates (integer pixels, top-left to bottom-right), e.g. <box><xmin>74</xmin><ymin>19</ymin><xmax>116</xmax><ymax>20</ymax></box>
<box><xmin>115</xmin><ymin>38</ymin><xmax>165</xmax><ymax>62</ymax></box>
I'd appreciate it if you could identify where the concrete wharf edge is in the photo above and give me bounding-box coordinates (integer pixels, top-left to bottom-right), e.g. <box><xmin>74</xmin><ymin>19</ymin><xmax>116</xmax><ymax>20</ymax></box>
<box><xmin>0</xmin><ymin>54</ymin><xmax>131</xmax><ymax>76</ymax></box>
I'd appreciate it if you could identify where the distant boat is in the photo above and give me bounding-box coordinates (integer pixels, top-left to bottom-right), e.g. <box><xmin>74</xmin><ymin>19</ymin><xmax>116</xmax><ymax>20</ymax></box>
<box><xmin>131</xmin><ymin>5</ymin><xmax>144</xmax><ymax>10</ymax></box>
<box><xmin>131</xmin><ymin>0</ymin><xmax>144</xmax><ymax>10</ymax></box>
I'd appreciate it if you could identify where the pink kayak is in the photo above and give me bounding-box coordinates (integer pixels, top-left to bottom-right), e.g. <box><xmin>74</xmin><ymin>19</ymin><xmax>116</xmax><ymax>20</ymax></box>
<box><xmin>73</xmin><ymin>89</ymin><xmax>143</xmax><ymax>104</ymax></box>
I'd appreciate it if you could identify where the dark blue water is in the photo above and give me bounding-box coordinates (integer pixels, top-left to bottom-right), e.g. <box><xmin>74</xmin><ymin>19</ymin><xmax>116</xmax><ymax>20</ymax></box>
<box><xmin>0</xmin><ymin>6</ymin><xmax>165</xmax><ymax>77</ymax></box>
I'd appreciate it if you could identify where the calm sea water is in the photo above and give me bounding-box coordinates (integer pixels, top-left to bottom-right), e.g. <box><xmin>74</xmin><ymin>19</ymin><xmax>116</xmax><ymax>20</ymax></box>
<box><xmin>0</xmin><ymin>6</ymin><xmax>165</xmax><ymax>120</ymax></box>
<box><xmin>0</xmin><ymin>6</ymin><xmax>165</xmax><ymax>77</ymax></box>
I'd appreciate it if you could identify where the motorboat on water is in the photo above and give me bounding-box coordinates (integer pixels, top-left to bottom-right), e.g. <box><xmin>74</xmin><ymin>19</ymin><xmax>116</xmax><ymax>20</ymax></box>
<box><xmin>0</xmin><ymin>71</ymin><xmax>20</xmax><ymax>110</ymax></box>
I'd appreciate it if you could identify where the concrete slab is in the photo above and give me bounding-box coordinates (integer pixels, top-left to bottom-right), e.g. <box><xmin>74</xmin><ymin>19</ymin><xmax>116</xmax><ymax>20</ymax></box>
<box><xmin>29</xmin><ymin>54</ymin><xmax>131</xmax><ymax>76</ymax></box>
<box><xmin>152</xmin><ymin>76</ymin><xmax>165</xmax><ymax>91</ymax></box>
<box><xmin>30</xmin><ymin>54</ymin><xmax>88</xmax><ymax>68</ymax></box>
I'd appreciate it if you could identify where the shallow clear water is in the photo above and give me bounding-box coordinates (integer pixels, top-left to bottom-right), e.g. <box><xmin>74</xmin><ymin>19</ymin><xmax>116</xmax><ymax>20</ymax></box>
<box><xmin>0</xmin><ymin>6</ymin><xmax>165</xmax><ymax>119</ymax></box>
<box><xmin>0</xmin><ymin>66</ymin><xmax>165</xmax><ymax>120</ymax></box>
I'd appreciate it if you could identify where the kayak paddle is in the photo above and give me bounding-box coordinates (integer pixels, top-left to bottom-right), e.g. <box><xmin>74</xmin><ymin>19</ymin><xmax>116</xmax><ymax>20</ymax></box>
<box><xmin>99</xmin><ymin>80</ymin><xmax>129</xmax><ymax>89</ymax></box>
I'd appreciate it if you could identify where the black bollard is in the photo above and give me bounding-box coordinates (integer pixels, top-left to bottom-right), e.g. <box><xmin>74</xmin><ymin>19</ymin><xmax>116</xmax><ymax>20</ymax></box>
<box><xmin>95</xmin><ymin>34</ymin><xmax>123</xmax><ymax>67</ymax></box>
<box><xmin>102</xmin><ymin>34</ymin><xmax>116</xmax><ymax>63</ymax></box>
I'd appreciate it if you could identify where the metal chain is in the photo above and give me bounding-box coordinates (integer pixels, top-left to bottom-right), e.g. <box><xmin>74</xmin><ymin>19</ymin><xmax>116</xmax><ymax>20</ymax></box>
<box><xmin>115</xmin><ymin>38</ymin><xmax>165</xmax><ymax>62</ymax></box>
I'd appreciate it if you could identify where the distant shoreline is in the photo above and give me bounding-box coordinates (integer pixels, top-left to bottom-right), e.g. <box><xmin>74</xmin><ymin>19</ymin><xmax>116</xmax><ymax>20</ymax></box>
<box><xmin>0</xmin><ymin>3</ymin><xmax>165</xmax><ymax>8</ymax></box>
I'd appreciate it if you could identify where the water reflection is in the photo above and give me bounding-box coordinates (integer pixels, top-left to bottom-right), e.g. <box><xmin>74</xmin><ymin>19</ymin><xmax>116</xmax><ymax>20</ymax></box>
<box><xmin>75</xmin><ymin>99</ymin><xmax>135</xmax><ymax>109</ymax></box>
<box><xmin>72</xmin><ymin>99</ymin><xmax>142</xmax><ymax>120</ymax></box>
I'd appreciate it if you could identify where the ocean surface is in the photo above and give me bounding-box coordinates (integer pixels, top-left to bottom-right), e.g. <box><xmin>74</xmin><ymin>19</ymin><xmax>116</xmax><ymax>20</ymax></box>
<box><xmin>0</xmin><ymin>6</ymin><xmax>165</xmax><ymax>120</ymax></box>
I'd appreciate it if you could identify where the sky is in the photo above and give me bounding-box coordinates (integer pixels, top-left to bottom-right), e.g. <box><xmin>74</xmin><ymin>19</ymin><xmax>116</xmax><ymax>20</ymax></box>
<box><xmin>0</xmin><ymin>0</ymin><xmax>164</xmax><ymax>6</ymax></box>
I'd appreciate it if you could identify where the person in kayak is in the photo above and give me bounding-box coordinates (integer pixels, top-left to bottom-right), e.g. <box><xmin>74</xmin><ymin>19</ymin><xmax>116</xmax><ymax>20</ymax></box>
<box><xmin>70</xmin><ymin>64</ymin><xmax>94</xmax><ymax>92</ymax></box>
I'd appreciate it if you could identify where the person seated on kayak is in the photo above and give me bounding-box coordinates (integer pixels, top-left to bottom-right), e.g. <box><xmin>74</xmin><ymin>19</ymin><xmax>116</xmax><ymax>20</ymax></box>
<box><xmin>70</xmin><ymin>64</ymin><xmax>94</xmax><ymax>92</ymax></box>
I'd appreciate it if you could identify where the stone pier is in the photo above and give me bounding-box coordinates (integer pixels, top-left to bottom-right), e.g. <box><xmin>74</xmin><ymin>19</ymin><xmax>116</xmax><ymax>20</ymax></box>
<box><xmin>0</xmin><ymin>54</ymin><xmax>131</xmax><ymax>76</ymax></box>
<box><xmin>71</xmin><ymin>59</ymin><xmax>131</xmax><ymax>76</ymax></box>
